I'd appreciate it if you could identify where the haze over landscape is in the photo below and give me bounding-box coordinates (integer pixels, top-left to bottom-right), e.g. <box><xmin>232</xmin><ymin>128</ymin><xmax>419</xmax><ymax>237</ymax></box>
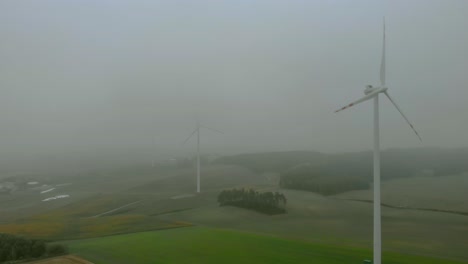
<box><xmin>0</xmin><ymin>1</ymin><xmax>467</xmax><ymax>264</ymax></box>
<box><xmin>1</xmin><ymin>0</ymin><xmax>468</xmax><ymax>168</ymax></box>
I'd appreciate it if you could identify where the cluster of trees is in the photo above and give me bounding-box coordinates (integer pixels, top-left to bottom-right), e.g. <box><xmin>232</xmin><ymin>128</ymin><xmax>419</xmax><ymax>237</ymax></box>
<box><xmin>0</xmin><ymin>233</ymin><xmax>68</xmax><ymax>263</ymax></box>
<box><xmin>280</xmin><ymin>163</ymin><xmax>370</xmax><ymax>195</ymax></box>
<box><xmin>279</xmin><ymin>148</ymin><xmax>468</xmax><ymax>195</ymax></box>
<box><xmin>217</xmin><ymin>148</ymin><xmax>468</xmax><ymax>196</ymax></box>
<box><xmin>217</xmin><ymin>188</ymin><xmax>287</xmax><ymax>215</ymax></box>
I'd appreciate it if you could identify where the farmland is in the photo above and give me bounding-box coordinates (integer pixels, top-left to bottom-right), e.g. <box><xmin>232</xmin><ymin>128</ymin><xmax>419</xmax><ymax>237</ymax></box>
<box><xmin>0</xmin><ymin>194</ymin><xmax>191</xmax><ymax>240</ymax></box>
<box><xmin>1</xmin><ymin>159</ymin><xmax>467</xmax><ymax>263</ymax></box>
<box><xmin>67</xmin><ymin>227</ymin><xmax>465</xmax><ymax>264</ymax></box>
<box><xmin>2</xmin><ymin>0</ymin><xmax>468</xmax><ymax>262</ymax></box>
<box><xmin>26</xmin><ymin>255</ymin><xmax>93</xmax><ymax>264</ymax></box>
<box><xmin>335</xmin><ymin>172</ymin><xmax>468</xmax><ymax>212</ymax></box>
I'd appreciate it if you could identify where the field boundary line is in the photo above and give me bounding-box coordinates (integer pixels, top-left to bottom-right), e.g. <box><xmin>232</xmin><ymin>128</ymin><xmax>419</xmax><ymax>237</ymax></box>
<box><xmin>336</xmin><ymin>198</ymin><xmax>468</xmax><ymax>216</ymax></box>
<box><xmin>90</xmin><ymin>200</ymin><xmax>141</xmax><ymax>217</ymax></box>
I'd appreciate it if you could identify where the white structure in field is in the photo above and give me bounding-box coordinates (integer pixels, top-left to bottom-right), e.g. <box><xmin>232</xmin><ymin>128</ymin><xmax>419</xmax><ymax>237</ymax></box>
<box><xmin>334</xmin><ymin>19</ymin><xmax>421</xmax><ymax>264</ymax></box>
<box><xmin>183</xmin><ymin>121</ymin><xmax>223</xmax><ymax>193</ymax></box>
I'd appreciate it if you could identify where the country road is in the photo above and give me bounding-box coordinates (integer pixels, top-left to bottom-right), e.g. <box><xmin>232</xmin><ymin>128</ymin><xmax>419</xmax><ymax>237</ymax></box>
<box><xmin>26</xmin><ymin>255</ymin><xmax>93</xmax><ymax>264</ymax></box>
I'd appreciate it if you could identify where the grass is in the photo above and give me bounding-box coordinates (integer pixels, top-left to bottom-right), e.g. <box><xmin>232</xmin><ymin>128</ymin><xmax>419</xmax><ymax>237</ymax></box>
<box><xmin>3</xmin><ymin>165</ymin><xmax>467</xmax><ymax>262</ymax></box>
<box><xmin>0</xmin><ymin>212</ymin><xmax>188</xmax><ymax>240</ymax></box>
<box><xmin>150</xmin><ymin>191</ymin><xmax>468</xmax><ymax>261</ymax></box>
<box><xmin>335</xmin><ymin>173</ymin><xmax>468</xmax><ymax>212</ymax></box>
<box><xmin>0</xmin><ymin>195</ymin><xmax>190</xmax><ymax>240</ymax></box>
<box><xmin>67</xmin><ymin>226</ymin><xmax>464</xmax><ymax>264</ymax></box>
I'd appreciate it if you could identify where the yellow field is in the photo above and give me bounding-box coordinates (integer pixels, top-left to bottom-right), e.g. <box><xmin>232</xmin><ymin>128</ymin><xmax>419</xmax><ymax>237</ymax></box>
<box><xmin>0</xmin><ymin>195</ymin><xmax>191</xmax><ymax>239</ymax></box>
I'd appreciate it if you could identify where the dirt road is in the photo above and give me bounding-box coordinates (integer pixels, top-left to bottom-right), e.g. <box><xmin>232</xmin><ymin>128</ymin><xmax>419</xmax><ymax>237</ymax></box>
<box><xmin>26</xmin><ymin>255</ymin><xmax>93</xmax><ymax>264</ymax></box>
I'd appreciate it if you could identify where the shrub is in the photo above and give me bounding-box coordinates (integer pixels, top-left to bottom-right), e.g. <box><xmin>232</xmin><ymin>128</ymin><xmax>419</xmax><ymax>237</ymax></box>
<box><xmin>47</xmin><ymin>243</ymin><xmax>68</xmax><ymax>256</ymax></box>
<box><xmin>218</xmin><ymin>188</ymin><xmax>286</xmax><ymax>215</ymax></box>
<box><xmin>0</xmin><ymin>233</ymin><xmax>47</xmax><ymax>262</ymax></box>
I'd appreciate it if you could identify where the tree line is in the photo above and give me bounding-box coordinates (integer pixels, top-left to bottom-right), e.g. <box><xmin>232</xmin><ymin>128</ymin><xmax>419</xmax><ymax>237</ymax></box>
<box><xmin>217</xmin><ymin>188</ymin><xmax>287</xmax><ymax>215</ymax></box>
<box><xmin>0</xmin><ymin>233</ymin><xmax>67</xmax><ymax>263</ymax></box>
<box><xmin>217</xmin><ymin>149</ymin><xmax>468</xmax><ymax>196</ymax></box>
<box><xmin>280</xmin><ymin>163</ymin><xmax>370</xmax><ymax>195</ymax></box>
<box><xmin>280</xmin><ymin>173</ymin><xmax>369</xmax><ymax>195</ymax></box>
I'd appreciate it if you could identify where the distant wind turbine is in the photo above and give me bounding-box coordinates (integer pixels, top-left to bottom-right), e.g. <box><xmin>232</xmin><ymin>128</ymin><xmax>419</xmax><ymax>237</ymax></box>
<box><xmin>334</xmin><ymin>19</ymin><xmax>421</xmax><ymax>264</ymax></box>
<box><xmin>183</xmin><ymin>121</ymin><xmax>223</xmax><ymax>193</ymax></box>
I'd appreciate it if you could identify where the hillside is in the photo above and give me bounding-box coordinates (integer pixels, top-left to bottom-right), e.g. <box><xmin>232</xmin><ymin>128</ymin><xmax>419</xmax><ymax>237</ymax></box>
<box><xmin>214</xmin><ymin>151</ymin><xmax>327</xmax><ymax>173</ymax></box>
<box><xmin>335</xmin><ymin>172</ymin><xmax>468</xmax><ymax>212</ymax></box>
<box><xmin>215</xmin><ymin>148</ymin><xmax>468</xmax><ymax>195</ymax></box>
<box><xmin>1</xmin><ymin>160</ymin><xmax>467</xmax><ymax>262</ymax></box>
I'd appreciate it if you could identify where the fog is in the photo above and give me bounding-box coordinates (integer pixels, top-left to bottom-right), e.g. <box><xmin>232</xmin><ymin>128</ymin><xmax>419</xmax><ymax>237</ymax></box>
<box><xmin>1</xmin><ymin>0</ymin><xmax>467</xmax><ymax>170</ymax></box>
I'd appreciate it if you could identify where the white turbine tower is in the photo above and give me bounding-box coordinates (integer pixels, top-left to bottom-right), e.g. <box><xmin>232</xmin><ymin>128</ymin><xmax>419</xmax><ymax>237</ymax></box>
<box><xmin>334</xmin><ymin>19</ymin><xmax>421</xmax><ymax>264</ymax></box>
<box><xmin>183</xmin><ymin>121</ymin><xmax>223</xmax><ymax>193</ymax></box>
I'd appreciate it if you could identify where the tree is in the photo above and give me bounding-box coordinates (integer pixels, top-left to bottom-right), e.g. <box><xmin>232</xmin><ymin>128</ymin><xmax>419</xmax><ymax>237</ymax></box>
<box><xmin>47</xmin><ymin>244</ymin><xmax>68</xmax><ymax>256</ymax></box>
<box><xmin>217</xmin><ymin>188</ymin><xmax>287</xmax><ymax>215</ymax></box>
<box><xmin>31</xmin><ymin>240</ymin><xmax>46</xmax><ymax>258</ymax></box>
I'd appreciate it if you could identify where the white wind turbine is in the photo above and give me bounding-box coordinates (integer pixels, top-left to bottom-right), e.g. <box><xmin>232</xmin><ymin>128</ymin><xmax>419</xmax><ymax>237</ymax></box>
<box><xmin>183</xmin><ymin>121</ymin><xmax>223</xmax><ymax>193</ymax></box>
<box><xmin>334</xmin><ymin>20</ymin><xmax>421</xmax><ymax>264</ymax></box>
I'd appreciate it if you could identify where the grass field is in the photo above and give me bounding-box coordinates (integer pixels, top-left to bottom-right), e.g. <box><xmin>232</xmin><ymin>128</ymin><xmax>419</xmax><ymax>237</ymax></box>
<box><xmin>0</xmin><ymin>194</ymin><xmax>190</xmax><ymax>239</ymax></box>
<box><xmin>151</xmin><ymin>189</ymin><xmax>468</xmax><ymax>261</ymax></box>
<box><xmin>2</xmin><ymin>165</ymin><xmax>467</xmax><ymax>262</ymax></box>
<box><xmin>335</xmin><ymin>173</ymin><xmax>468</xmax><ymax>212</ymax></box>
<box><xmin>67</xmin><ymin>227</ymin><xmax>464</xmax><ymax>264</ymax></box>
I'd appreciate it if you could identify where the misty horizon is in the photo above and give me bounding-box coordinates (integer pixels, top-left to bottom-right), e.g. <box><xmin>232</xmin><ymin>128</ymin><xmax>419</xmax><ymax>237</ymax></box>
<box><xmin>1</xmin><ymin>1</ymin><xmax>468</xmax><ymax>167</ymax></box>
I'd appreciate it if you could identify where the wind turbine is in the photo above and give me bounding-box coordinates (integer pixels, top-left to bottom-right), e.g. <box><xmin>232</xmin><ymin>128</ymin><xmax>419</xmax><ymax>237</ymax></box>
<box><xmin>334</xmin><ymin>19</ymin><xmax>421</xmax><ymax>264</ymax></box>
<box><xmin>183</xmin><ymin>121</ymin><xmax>223</xmax><ymax>193</ymax></box>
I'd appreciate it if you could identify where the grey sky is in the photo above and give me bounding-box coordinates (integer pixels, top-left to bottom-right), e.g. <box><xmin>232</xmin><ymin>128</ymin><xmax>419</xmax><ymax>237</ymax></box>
<box><xmin>0</xmin><ymin>0</ymin><xmax>467</xmax><ymax>164</ymax></box>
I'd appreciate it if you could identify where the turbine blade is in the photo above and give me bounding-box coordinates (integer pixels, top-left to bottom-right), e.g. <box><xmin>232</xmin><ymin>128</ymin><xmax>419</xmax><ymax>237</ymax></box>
<box><xmin>380</xmin><ymin>17</ymin><xmax>386</xmax><ymax>87</ymax></box>
<box><xmin>384</xmin><ymin>91</ymin><xmax>422</xmax><ymax>141</ymax></box>
<box><xmin>334</xmin><ymin>91</ymin><xmax>379</xmax><ymax>113</ymax></box>
<box><xmin>200</xmin><ymin>125</ymin><xmax>224</xmax><ymax>134</ymax></box>
<box><xmin>182</xmin><ymin>128</ymin><xmax>198</xmax><ymax>144</ymax></box>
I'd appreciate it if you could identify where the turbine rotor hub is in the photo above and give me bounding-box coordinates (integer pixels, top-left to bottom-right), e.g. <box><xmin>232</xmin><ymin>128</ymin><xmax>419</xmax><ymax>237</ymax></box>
<box><xmin>364</xmin><ymin>85</ymin><xmax>377</xmax><ymax>95</ymax></box>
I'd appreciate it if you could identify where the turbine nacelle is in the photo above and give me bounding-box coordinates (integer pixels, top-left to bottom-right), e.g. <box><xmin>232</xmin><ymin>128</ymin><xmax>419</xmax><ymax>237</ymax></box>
<box><xmin>335</xmin><ymin>86</ymin><xmax>389</xmax><ymax>113</ymax></box>
<box><xmin>364</xmin><ymin>85</ymin><xmax>387</xmax><ymax>95</ymax></box>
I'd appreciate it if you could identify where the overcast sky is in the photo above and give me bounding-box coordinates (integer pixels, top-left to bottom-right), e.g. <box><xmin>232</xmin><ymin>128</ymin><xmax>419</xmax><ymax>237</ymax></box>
<box><xmin>0</xmin><ymin>0</ymin><xmax>467</xmax><ymax>164</ymax></box>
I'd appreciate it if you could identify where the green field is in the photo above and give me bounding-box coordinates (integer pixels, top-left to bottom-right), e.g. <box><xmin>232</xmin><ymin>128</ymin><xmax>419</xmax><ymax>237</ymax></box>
<box><xmin>3</xmin><ymin>163</ymin><xmax>468</xmax><ymax>263</ymax></box>
<box><xmin>68</xmin><ymin>227</ymin><xmax>464</xmax><ymax>264</ymax></box>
